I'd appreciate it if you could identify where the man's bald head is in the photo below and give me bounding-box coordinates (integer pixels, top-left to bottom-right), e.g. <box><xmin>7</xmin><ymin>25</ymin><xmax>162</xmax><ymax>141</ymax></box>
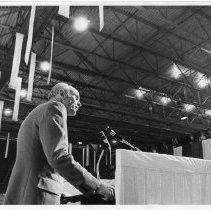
<box><xmin>48</xmin><ymin>83</ymin><xmax>81</xmax><ymax>116</ymax></box>
<box><xmin>48</xmin><ymin>83</ymin><xmax>78</xmax><ymax>100</ymax></box>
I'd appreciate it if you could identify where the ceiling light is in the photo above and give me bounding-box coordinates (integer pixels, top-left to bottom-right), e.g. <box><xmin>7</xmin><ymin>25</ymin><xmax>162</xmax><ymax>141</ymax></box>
<box><xmin>196</xmin><ymin>74</ymin><xmax>210</xmax><ymax>89</ymax></box>
<box><xmin>112</xmin><ymin>139</ymin><xmax>118</xmax><ymax>144</ymax></box>
<box><xmin>136</xmin><ymin>90</ymin><xmax>146</xmax><ymax>99</ymax></box>
<box><xmin>183</xmin><ymin>104</ymin><xmax>195</xmax><ymax>112</ymax></box>
<box><xmin>78</xmin><ymin>142</ymin><xmax>82</xmax><ymax>145</ymax></box>
<box><xmin>160</xmin><ymin>96</ymin><xmax>171</xmax><ymax>106</ymax></box>
<box><xmin>73</xmin><ymin>17</ymin><xmax>90</xmax><ymax>32</ymax></box>
<box><xmin>39</xmin><ymin>61</ymin><xmax>50</xmax><ymax>72</ymax></box>
<box><xmin>205</xmin><ymin>109</ymin><xmax>211</xmax><ymax>116</ymax></box>
<box><xmin>181</xmin><ymin>116</ymin><xmax>187</xmax><ymax>120</ymax></box>
<box><xmin>169</xmin><ymin>63</ymin><xmax>181</xmax><ymax>79</ymax></box>
<box><xmin>3</xmin><ymin>108</ymin><xmax>13</xmax><ymax>117</ymax></box>
<box><xmin>20</xmin><ymin>89</ymin><xmax>27</xmax><ymax>98</ymax></box>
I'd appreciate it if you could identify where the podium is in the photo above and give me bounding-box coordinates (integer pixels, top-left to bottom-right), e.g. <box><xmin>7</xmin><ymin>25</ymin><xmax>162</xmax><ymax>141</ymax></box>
<box><xmin>115</xmin><ymin>149</ymin><xmax>211</xmax><ymax>204</ymax></box>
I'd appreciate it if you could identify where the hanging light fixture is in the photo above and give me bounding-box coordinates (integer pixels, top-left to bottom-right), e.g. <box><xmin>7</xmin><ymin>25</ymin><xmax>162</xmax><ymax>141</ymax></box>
<box><xmin>3</xmin><ymin>108</ymin><xmax>13</xmax><ymax>117</ymax></box>
<box><xmin>183</xmin><ymin>104</ymin><xmax>195</xmax><ymax>112</ymax></box>
<box><xmin>160</xmin><ymin>96</ymin><xmax>171</xmax><ymax>106</ymax></box>
<box><xmin>39</xmin><ymin>61</ymin><xmax>50</xmax><ymax>72</ymax></box>
<box><xmin>73</xmin><ymin>17</ymin><xmax>90</xmax><ymax>32</ymax></box>
<box><xmin>20</xmin><ymin>89</ymin><xmax>27</xmax><ymax>98</ymax></box>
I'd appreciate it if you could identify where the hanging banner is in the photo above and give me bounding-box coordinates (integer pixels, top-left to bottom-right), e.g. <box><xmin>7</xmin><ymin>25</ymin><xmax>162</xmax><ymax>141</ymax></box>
<box><xmin>9</xmin><ymin>33</ymin><xmax>24</xmax><ymax>89</ymax></box>
<box><xmin>99</xmin><ymin>5</ymin><xmax>104</xmax><ymax>31</ymax></box>
<box><xmin>58</xmin><ymin>6</ymin><xmax>69</xmax><ymax>18</ymax></box>
<box><xmin>5</xmin><ymin>133</ymin><xmax>10</xmax><ymax>159</ymax></box>
<box><xmin>27</xmin><ymin>52</ymin><xmax>36</xmax><ymax>101</ymax></box>
<box><xmin>86</xmin><ymin>144</ymin><xmax>90</xmax><ymax>167</ymax></box>
<box><xmin>0</xmin><ymin>101</ymin><xmax>4</xmax><ymax>131</ymax></box>
<box><xmin>12</xmin><ymin>77</ymin><xmax>22</xmax><ymax>121</ymax></box>
<box><xmin>25</xmin><ymin>6</ymin><xmax>36</xmax><ymax>65</ymax></box>
<box><xmin>47</xmin><ymin>26</ymin><xmax>54</xmax><ymax>85</ymax></box>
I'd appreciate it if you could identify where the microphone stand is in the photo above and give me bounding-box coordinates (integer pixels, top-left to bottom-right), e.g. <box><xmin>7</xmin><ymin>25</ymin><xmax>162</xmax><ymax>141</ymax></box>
<box><xmin>96</xmin><ymin>131</ymin><xmax>112</xmax><ymax>179</ymax></box>
<box><xmin>105</xmin><ymin>126</ymin><xmax>141</xmax><ymax>151</ymax></box>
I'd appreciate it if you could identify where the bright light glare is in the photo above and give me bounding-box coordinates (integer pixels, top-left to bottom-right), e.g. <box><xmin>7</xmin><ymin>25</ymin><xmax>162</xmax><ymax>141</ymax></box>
<box><xmin>183</xmin><ymin>104</ymin><xmax>195</xmax><ymax>112</ymax></box>
<box><xmin>78</xmin><ymin>142</ymin><xmax>82</xmax><ymax>145</ymax></box>
<box><xmin>160</xmin><ymin>96</ymin><xmax>171</xmax><ymax>105</ymax></box>
<box><xmin>3</xmin><ymin>108</ymin><xmax>13</xmax><ymax>116</ymax></box>
<box><xmin>181</xmin><ymin>116</ymin><xmax>187</xmax><ymax>120</ymax></box>
<box><xmin>20</xmin><ymin>89</ymin><xmax>27</xmax><ymax>98</ymax></box>
<box><xmin>196</xmin><ymin>73</ymin><xmax>210</xmax><ymax>89</ymax></box>
<box><xmin>205</xmin><ymin>109</ymin><xmax>211</xmax><ymax>116</ymax></box>
<box><xmin>40</xmin><ymin>61</ymin><xmax>50</xmax><ymax>72</ymax></box>
<box><xmin>168</xmin><ymin>63</ymin><xmax>193</xmax><ymax>79</ymax></box>
<box><xmin>112</xmin><ymin>139</ymin><xmax>118</xmax><ymax>144</ymax></box>
<box><xmin>73</xmin><ymin>17</ymin><xmax>90</xmax><ymax>32</ymax></box>
<box><xmin>169</xmin><ymin>63</ymin><xmax>181</xmax><ymax>79</ymax></box>
<box><xmin>134</xmin><ymin>89</ymin><xmax>146</xmax><ymax>100</ymax></box>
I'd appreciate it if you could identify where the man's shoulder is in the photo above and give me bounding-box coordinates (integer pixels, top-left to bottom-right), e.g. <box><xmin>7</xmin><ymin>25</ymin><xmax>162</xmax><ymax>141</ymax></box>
<box><xmin>46</xmin><ymin>100</ymin><xmax>66</xmax><ymax>115</ymax></box>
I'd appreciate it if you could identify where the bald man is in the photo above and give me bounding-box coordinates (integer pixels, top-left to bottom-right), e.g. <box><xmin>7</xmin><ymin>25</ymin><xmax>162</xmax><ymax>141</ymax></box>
<box><xmin>4</xmin><ymin>83</ymin><xmax>115</xmax><ymax>204</ymax></box>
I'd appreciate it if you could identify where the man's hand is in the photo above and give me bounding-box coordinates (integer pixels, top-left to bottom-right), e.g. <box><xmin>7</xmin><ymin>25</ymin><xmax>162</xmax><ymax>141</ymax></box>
<box><xmin>96</xmin><ymin>183</ymin><xmax>115</xmax><ymax>201</ymax></box>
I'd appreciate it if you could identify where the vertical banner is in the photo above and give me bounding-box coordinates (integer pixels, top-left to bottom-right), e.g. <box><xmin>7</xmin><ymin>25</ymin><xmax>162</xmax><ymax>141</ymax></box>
<box><xmin>99</xmin><ymin>5</ymin><xmax>104</xmax><ymax>31</ymax></box>
<box><xmin>12</xmin><ymin>77</ymin><xmax>22</xmax><ymax>121</ymax></box>
<box><xmin>9</xmin><ymin>33</ymin><xmax>24</xmax><ymax>89</ymax></box>
<box><xmin>47</xmin><ymin>26</ymin><xmax>54</xmax><ymax>85</ymax></box>
<box><xmin>93</xmin><ymin>150</ymin><xmax>96</xmax><ymax>173</ymax></box>
<box><xmin>5</xmin><ymin>133</ymin><xmax>10</xmax><ymax>159</ymax></box>
<box><xmin>82</xmin><ymin>147</ymin><xmax>85</xmax><ymax>167</ymax></box>
<box><xmin>0</xmin><ymin>101</ymin><xmax>4</xmax><ymax>131</ymax></box>
<box><xmin>58</xmin><ymin>6</ymin><xmax>69</xmax><ymax>18</ymax></box>
<box><xmin>86</xmin><ymin>144</ymin><xmax>89</xmax><ymax>167</ymax></box>
<box><xmin>26</xmin><ymin>52</ymin><xmax>36</xmax><ymax>101</ymax></box>
<box><xmin>25</xmin><ymin>6</ymin><xmax>36</xmax><ymax>65</ymax></box>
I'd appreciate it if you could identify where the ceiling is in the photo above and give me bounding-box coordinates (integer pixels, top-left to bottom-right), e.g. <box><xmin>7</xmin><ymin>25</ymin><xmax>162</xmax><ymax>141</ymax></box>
<box><xmin>1</xmin><ymin>6</ymin><xmax>211</xmax><ymax>148</ymax></box>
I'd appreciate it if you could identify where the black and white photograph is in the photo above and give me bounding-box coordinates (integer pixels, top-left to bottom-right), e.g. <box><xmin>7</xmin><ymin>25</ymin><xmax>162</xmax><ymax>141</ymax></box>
<box><xmin>1</xmin><ymin>1</ymin><xmax>211</xmax><ymax>206</ymax></box>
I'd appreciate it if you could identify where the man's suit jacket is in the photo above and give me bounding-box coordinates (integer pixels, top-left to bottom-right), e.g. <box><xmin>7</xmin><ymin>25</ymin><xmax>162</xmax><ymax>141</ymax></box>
<box><xmin>4</xmin><ymin>100</ymin><xmax>101</xmax><ymax>204</ymax></box>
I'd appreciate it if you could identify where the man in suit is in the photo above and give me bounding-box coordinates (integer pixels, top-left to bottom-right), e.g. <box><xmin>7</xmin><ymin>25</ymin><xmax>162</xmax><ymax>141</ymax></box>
<box><xmin>4</xmin><ymin>83</ymin><xmax>115</xmax><ymax>204</ymax></box>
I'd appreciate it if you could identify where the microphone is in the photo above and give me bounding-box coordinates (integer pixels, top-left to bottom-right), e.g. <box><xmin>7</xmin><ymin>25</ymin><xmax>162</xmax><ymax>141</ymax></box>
<box><xmin>105</xmin><ymin>126</ymin><xmax>141</xmax><ymax>151</ymax></box>
<box><xmin>105</xmin><ymin>126</ymin><xmax>120</xmax><ymax>139</ymax></box>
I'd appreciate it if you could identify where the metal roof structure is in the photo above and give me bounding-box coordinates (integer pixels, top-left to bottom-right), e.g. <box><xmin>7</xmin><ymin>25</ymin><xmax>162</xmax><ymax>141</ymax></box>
<box><xmin>1</xmin><ymin>6</ymin><xmax>211</xmax><ymax>149</ymax></box>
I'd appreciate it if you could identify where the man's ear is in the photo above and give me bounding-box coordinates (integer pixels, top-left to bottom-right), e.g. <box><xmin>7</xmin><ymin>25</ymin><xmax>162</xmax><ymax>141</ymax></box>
<box><xmin>59</xmin><ymin>89</ymin><xmax>65</xmax><ymax>98</ymax></box>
